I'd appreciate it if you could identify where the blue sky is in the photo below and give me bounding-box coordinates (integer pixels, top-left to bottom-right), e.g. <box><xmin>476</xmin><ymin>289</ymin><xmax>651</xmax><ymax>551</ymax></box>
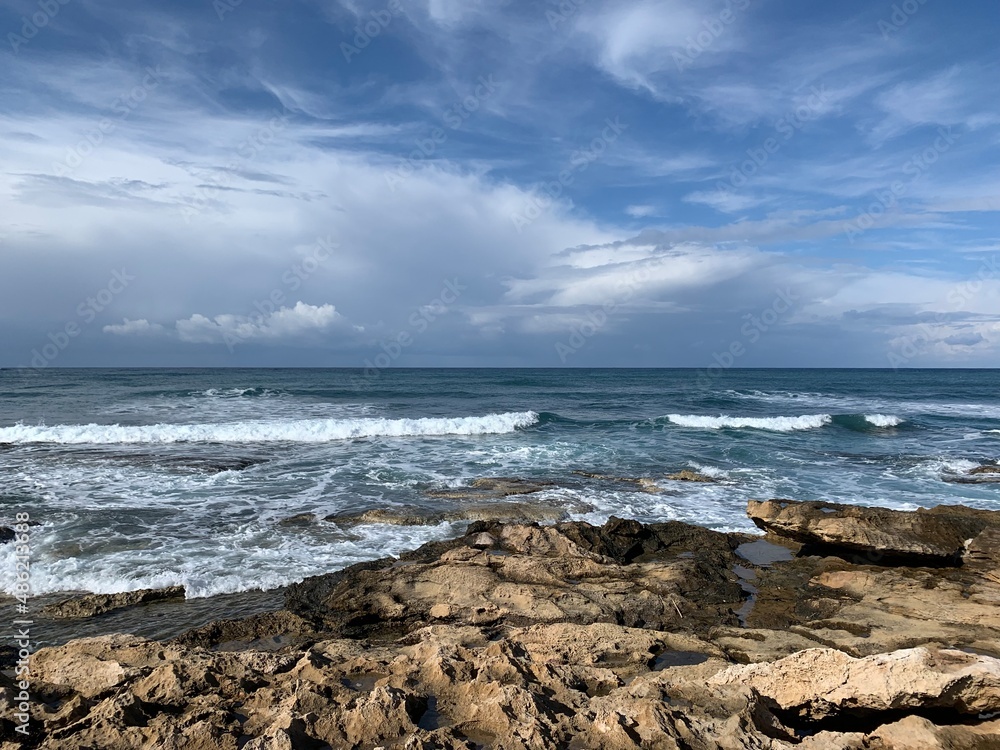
<box><xmin>1</xmin><ymin>0</ymin><xmax>999</xmax><ymax>368</ymax></box>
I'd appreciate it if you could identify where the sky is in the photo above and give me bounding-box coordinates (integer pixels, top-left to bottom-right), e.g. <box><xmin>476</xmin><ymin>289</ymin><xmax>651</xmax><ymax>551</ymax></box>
<box><xmin>1</xmin><ymin>0</ymin><xmax>999</xmax><ymax>369</ymax></box>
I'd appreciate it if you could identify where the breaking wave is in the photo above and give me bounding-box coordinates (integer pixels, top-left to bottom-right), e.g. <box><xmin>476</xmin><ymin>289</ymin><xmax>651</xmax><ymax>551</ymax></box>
<box><xmin>0</xmin><ymin>412</ymin><xmax>540</xmax><ymax>444</ymax></box>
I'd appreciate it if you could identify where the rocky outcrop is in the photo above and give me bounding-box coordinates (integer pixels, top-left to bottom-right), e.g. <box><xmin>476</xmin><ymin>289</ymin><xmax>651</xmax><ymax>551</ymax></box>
<box><xmin>711</xmin><ymin>646</ymin><xmax>1000</xmax><ymax>719</ymax></box>
<box><xmin>747</xmin><ymin>498</ymin><xmax>998</xmax><ymax>564</ymax></box>
<box><xmin>10</xmin><ymin>502</ymin><xmax>1000</xmax><ymax>749</ymax></box>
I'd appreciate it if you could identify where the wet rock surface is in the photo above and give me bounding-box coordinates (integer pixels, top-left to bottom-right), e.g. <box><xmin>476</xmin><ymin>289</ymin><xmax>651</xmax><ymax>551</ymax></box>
<box><xmin>39</xmin><ymin>587</ymin><xmax>187</xmax><ymax>619</ymax></box>
<box><xmin>9</xmin><ymin>500</ymin><xmax>1000</xmax><ymax>749</ymax></box>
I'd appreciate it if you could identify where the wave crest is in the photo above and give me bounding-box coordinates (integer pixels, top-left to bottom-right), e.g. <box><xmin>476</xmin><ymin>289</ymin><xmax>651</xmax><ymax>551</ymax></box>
<box><xmin>0</xmin><ymin>412</ymin><xmax>539</xmax><ymax>444</ymax></box>
<box><xmin>665</xmin><ymin>414</ymin><xmax>832</xmax><ymax>431</ymax></box>
<box><xmin>864</xmin><ymin>414</ymin><xmax>904</xmax><ymax>427</ymax></box>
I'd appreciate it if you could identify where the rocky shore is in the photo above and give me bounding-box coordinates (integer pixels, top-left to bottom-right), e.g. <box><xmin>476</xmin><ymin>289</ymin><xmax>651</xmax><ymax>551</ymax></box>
<box><xmin>4</xmin><ymin>497</ymin><xmax>1000</xmax><ymax>749</ymax></box>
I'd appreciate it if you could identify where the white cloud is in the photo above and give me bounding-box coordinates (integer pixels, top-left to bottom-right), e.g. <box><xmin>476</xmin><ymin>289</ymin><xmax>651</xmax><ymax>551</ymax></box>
<box><xmin>684</xmin><ymin>189</ymin><xmax>765</xmax><ymax>213</ymax></box>
<box><xmin>102</xmin><ymin>318</ymin><xmax>164</xmax><ymax>335</ymax></box>
<box><xmin>626</xmin><ymin>204</ymin><xmax>656</xmax><ymax>217</ymax></box>
<box><xmin>175</xmin><ymin>302</ymin><xmax>349</xmax><ymax>344</ymax></box>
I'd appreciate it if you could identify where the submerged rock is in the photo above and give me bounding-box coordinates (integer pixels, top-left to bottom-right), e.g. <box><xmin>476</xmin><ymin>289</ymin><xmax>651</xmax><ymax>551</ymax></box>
<box><xmin>325</xmin><ymin>499</ymin><xmax>592</xmax><ymax>528</ymax></box>
<box><xmin>665</xmin><ymin>469</ymin><xmax>717</xmax><ymax>482</ymax></box>
<box><xmin>39</xmin><ymin>586</ymin><xmax>187</xmax><ymax>619</ymax></box>
<box><xmin>424</xmin><ymin>476</ymin><xmax>558</xmax><ymax>500</ymax></box>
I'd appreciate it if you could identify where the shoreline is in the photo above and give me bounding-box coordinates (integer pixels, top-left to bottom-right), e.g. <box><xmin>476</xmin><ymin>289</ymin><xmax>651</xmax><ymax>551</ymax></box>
<box><xmin>5</xmin><ymin>498</ymin><xmax>1000</xmax><ymax>748</ymax></box>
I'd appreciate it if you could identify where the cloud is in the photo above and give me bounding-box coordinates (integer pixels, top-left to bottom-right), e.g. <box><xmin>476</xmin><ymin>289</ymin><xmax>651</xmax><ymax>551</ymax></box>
<box><xmin>103</xmin><ymin>319</ymin><xmax>164</xmax><ymax>336</ymax></box>
<box><xmin>684</xmin><ymin>189</ymin><xmax>765</xmax><ymax>213</ymax></box>
<box><xmin>174</xmin><ymin>303</ymin><xmax>351</xmax><ymax>345</ymax></box>
<box><xmin>944</xmin><ymin>331</ymin><xmax>985</xmax><ymax>347</ymax></box>
<box><xmin>625</xmin><ymin>204</ymin><xmax>656</xmax><ymax>217</ymax></box>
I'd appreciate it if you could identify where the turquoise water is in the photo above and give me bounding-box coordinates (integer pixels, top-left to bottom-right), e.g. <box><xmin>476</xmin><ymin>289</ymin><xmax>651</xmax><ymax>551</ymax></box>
<box><xmin>1</xmin><ymin>368</ymin><xmax>998</xmax><ymax>597</ymax></box>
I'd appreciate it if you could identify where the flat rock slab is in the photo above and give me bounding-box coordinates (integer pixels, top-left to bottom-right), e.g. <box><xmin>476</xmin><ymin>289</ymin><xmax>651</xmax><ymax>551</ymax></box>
<box><xmin>748</xmin><ymin>498</ymin><xmax>1000</xmax><ymax>563</ymax></box>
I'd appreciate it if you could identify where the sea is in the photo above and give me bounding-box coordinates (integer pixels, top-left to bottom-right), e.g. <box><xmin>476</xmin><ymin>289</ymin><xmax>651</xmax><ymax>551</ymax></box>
<box><xmin>1</xmin><ymin>368</ymin><xmax>999</xmax><ymax>601</ymax></box>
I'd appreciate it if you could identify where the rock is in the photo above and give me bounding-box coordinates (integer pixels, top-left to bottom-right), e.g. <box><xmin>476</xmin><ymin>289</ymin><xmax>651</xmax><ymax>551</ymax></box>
<box><xmin>19</xmin><ymin>507</ymin><xmax>1000</xmax><ymax>749</ymax></box>
<box><xmin>572</xmin><ymin>471</ymin><xmax>666</xmax><ymax>493</ymax></box>
<box><xmin>468</xmin><ymin>532</ymin><xmax>496</xmax><ymax>549</ymax></box>
<box><xmin>665</xmin><ymin>470</ymin><xmax>716</xmax><ymax>483</ymax></box>
<box><xmin>0</xmin><ymin>527</ymin><xmax>13</xmax><ymax>543</ymax></box>
<box><xmin>278</xmin><ymin>513</ymin><xmax>316</xmax><ymax>527</ymax></box>
<box><xmin>291</xmin><ymin>519</ymin><xmax>748</xmax><ymax>639</ymax></box>
<box><xmin>325</xmin><ymin>500</ymin><xmax>586</xmax><ymax>527</ymax></box>
<box><xmin>970</xmin><ymin>464</ymin><xmax>1000</xmax><ymax>475</ymax></box>
<box><xmin>39</xmin><ymin>586</ymin><xmax>186</xmax><ymax>619</ymax></box>
<box><xmin>710</xmin><ymin>646</ymin><xmax>1000</xmax><ymax>720</ymax></box>
<box><xmin>424</xmin><ymin>477</ymin><xmax>557</xmax><ymax>500</ymax></box>
<box><xmin>748</xmin><ymin>498</ymin><xmax>1000</xmax><ymax>563</ymax></box>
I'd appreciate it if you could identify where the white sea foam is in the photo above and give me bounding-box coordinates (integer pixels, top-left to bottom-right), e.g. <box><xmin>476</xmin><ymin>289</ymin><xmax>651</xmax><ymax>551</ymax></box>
<box><xmin>865</xmin><ymin>414</ymin><xmax>904</xmax><ymax>427</ymax></box>
<box><xmin>0</xmin><ymin>412</ymin><xmax>539</xmax><ymax>444</ymax></box>
<box><xmin>665</xmin><ymin>414</ymin><xmax>832</xmax><ymax>431</ymax></box>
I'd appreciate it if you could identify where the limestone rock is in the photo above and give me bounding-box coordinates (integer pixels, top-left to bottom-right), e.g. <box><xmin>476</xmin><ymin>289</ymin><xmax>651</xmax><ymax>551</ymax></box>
<box><xmin>710</xmin><ymin>646</ymin><xmax>1000</xmax><ymax>720</ymax></box>
<box><xmin>747</xmin><ymin>498</ymin><xmax>999</xmax><ymax>563</ymax></box>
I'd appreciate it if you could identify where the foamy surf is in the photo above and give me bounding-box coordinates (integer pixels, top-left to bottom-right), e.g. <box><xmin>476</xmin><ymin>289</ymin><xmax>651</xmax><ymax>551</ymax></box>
<box><xmin>665</xmin><ymin>414</ymin><xmax>832</xmax><ymax>431</ymax></box>
<box><xmin>0</xmin><ymin>411</ymin><xmax>540</xmax><ymax>444</ymax></box>
<box><xmin>864</xmin><ymin>414</ymin><xmax>904</xmax><ymax>427</ymax></box>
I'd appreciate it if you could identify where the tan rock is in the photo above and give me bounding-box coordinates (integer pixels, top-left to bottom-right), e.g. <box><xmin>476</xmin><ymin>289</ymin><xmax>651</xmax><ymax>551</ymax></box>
<box><xmin>710</xmin><ymin>646</ymin><xmax>1000</xmax><ymax>719</ymax></box>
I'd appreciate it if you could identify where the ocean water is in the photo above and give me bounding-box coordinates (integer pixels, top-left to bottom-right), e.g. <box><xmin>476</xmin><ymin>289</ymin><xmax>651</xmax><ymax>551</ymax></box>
<box><xmin>1</xmin><ymin>368</ymin><xmax>998</xmax><ymax>599</ymax></box>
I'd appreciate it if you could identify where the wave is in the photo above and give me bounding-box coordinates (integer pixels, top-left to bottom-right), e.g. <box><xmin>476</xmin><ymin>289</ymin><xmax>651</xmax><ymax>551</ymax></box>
<box><xmin>0</xmin><ymin>412</ymin><xmax>539</xmax><ymax>444</ymax></box>
<box><xmin>864</xmin><ymin>414</ymin><xmax>904</xmax><ymax>428</ymax></box>
<box><xmin>665</xmin><ymin>414</ymin><xmax>832</xmax><ymax>431</ymax></box>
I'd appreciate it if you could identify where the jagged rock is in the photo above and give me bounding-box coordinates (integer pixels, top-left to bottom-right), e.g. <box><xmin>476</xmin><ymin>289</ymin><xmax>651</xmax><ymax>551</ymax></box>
<box><xmin>748</xmin><ymin>498</ymin><xmax>1000</xmax><ymax>563</ymax></box>
<box><xmin>18</xmin><ymin>508</ymin><xmax>1000</xmax><ymax>749</ymax></box>
<box><xmin>0</xmin><ymin>527</ymin><xmax>13</xmax><ymax>543</ymax></box>
<box><xmin>970</xmin><ymin>464</ymin><xmax>1000</xmax><ymax>475</ymax></box>
<box><xmin>665</xmin><ymin>470</ymin><xmax>716</xmax><ymax>483</ymax></box>
<box><xmin>468</xmin><ymin>532</ymin><xmax>496</xmax><ymax>549</ymax></box>
<box><xmin>39</xmin><ymin>586</ymin><xmax>186</xmax><ymax>619</ymax></box>
<box><xmin>710</xmin><ymin>646</ymin><xmax>1000</xmax><ymax>720</ymax></box>
<box><xmin>289</xmin><ymin>519</ymin><xmax>748</xmax><ymax>638</ymax></box>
